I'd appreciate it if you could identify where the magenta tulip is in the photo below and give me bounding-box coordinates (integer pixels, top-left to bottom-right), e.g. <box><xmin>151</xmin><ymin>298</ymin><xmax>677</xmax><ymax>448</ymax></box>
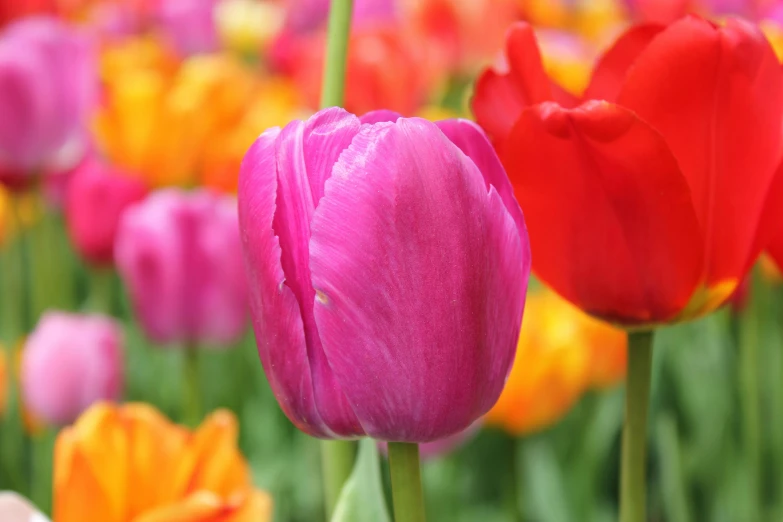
<box><xmin>66</xmin><ymin>157</ymin><xmax>148</xmax><ymax>266</ymax></box>
<box><xmin>239</xmin><ymin>108</ymin><xmax>530</xmax><ymax>442</ymax></box>
<box><xmin>21</xmin><ymin>312</ymin><xmax>124</xmax><ymax>426</ymax></box>
<box><xmin>115</xmin><ymin>189</ymin><xmax>248</xmax><ymax>346</ymax></box>
<box><xmin>0</xmin><ymin>17</ymin><xmax>95</xmax><ymax>189</ymax></box>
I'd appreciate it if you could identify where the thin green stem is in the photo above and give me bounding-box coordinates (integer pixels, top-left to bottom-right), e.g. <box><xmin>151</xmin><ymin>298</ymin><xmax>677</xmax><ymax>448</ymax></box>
<box><xmin>322</xmin><ymin>440</ymin><xmax>357</xmax><ymax>519</ymax></box>
<box><xmin>620</xmin><ymin>330</ymin><xmax>654</xmax><ymax>522</ymax></box>
<box><xmin>389</xmin><ymin>442</ymin><xmax>426</xmax><ymax>522</ymax></box>
<box><xmin>184</xmin><ymin>347</ymin><xmax>201</xmax><ymax>427</ymax></box>
<box><xmin>318</xmin><ymin>0</ymin><xmax>357</xmax><ymax>517</ymax></box>
<box><xmin>320</xmin><ymin>0</ymin><xmax>354</xmax><ymax>108</ymax></box>
<box><xmin>740</xmin><ymin>277</ymin><xmax>761</xmax><ymax>519</ymax></box>
<box><xmin>89</xmin><ymin>268</ymin><xmax>114</xmax><ymax>313</ymax></box>
<box><xmin>503</xmin><ymin>435</ymin><xmax>522</xmax><ymax>521</ymax></box>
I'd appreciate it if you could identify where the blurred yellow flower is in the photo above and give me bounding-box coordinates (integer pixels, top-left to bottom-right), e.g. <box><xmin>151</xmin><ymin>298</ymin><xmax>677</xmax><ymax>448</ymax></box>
<box><xmin>537</xmin><ymin>30</ymin><xmax>596</xmax><ymax>97</ymax></box>
<box><xmin>763</xmin><ymin>21</ymin><xmax>783</xmax><ymax>61</ymax></box>
<box><xmin>95</xmin><ymin>37</ymin><xmax>300</xmax><ymax>191</ymax></box>
<box><xmin>519</xmin><ymin>0</ymin><xmax>625</xmax><ymax>42</ymax></box>
<box><xmin>54</xmin><ymin>402</ymin><xmax>272</xmax><ymax>522</ymax></box>
<box><xmin>485</xmin><ymin>290</ymin><xmax>627</xmax><ymax>435</ymax></box>
<box><xmin>216</xmin><ymin>0</ymin><xmax>285</xmax><ymax>55</ymax></box>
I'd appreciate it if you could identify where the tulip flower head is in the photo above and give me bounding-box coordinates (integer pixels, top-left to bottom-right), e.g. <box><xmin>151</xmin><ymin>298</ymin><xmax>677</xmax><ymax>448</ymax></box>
<box><xmin>116</xmin><ymin>189</ymin><xmax>248</xmax><ymax>346</ymax></box>
<box><xmin>473</xmin><ymin>17</ymin><xmax>783</xmax><ymax>327</ymax></box>
<box><xmin>239</xmin><ymin>108</ymin><xmax>530</xmax><ymax>442</ymax></box>
<box><xmin>65</xmin><ymin>157</ymin><xmax>148</xmax><ymax>266</ymax></box>
<box><xmin>0</xmin><ymin>17</ymin><xmax>95</xmax><ymax>189</ymax></box>
<box><xmin>20</xmin><ymin>312</ymin><xmax>124</xmax><ymax>426</ymax></box>
<box><xmin>54</xmin><ymin>403</ymin><xmax>272</xmax><ymax>522</ymax></box>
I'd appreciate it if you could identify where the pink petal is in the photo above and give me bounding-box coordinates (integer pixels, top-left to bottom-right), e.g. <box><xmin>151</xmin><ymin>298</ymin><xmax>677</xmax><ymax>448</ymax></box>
<box><xmin>435</xmin><ymin>118</ymin><xmax>528</xmax><ymax>242</ymax></box>
<box><xmin>309</xmin><ymin>118</ymin><xmax>529</xmax><ymax>442</ymax></box>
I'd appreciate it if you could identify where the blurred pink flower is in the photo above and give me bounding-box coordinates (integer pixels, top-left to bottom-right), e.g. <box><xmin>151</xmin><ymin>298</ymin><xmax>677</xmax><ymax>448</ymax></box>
<box><xmin>116</xmin><ymin>189</ymin><xmax>248</xmax><ymax>346</ymax></box>
<box><xmin>156</xmin><ymin>0</ymin><xmax>220</xmax><ymax>55</ymax></box>
<box><xmin>21</xmin><ymin>312</ymin><xmax>124</xmax><ymax>426</ymax></box>
<box><xmin>623</xmin><ymin>0</ymin><xmax>782</xmax><ymax>22</ymax></box>
<box><xmin>65</xmin><ymin>156</ymin><xmax>148</xmax><ymax>266</ymax></box>
<box><xmin>0</xmin><ymin>17</ymin><xmax>96</xmax><ymax>190</ymax></box>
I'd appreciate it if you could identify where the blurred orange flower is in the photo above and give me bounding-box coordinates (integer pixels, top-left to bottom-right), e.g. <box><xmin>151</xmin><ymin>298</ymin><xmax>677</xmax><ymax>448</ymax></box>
<box><xmin>54</xmin><ymin>402</ymin><xmax>272</xmax><ymax>522</ymax></box>
<box><xmin>485</xmin><ymin>290</ymin><xmax>626</xmax><ymax>435</ymax></box>
<box><xmin>95</xmin><ymin>37</ymin><xmax>299</xmax><ymax>191</ymax></box>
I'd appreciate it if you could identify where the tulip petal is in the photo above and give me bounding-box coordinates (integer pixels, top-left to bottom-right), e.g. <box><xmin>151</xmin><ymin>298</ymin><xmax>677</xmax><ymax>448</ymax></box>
<box><xmin>359</xmin><ymin>110</ymin><xmax>402</xmax><ymax>124</ymax></box>
<box><xmin>472</xmin><ymin>23</ymin><xmax>553</xmax><ymax>145</ymax></box>
<box><xmin>435</xmin><ymin>118</ymin><xmax>527</xmax><ymax>239</ymax></box>
<box><xmin>239</xmin><ymin>129</ymin><xmax>325</xmax><ymax>436</ymax></box>
<box><xmin>310</xmin><ymin>118</ymin><xmax>528</xmax><ymax>441</ymax></box>
<box><xmin>503</xmin><ymin>101</ymin><xmax>703</xmax><ymax>324</ymax></box>
<box><xmin>583</xmin><ymin>24</ymin><xmax>664</xmax><ymax>101</ymax></box>
<box><xmin>618</xmin><ymin>16</ymin><xmax>783</xmax><ymax>286</ymax></box>
<box><xmin>239</xmin><ymin>126</ymin><xmax>362</xmax><ymax>438</ymax></box>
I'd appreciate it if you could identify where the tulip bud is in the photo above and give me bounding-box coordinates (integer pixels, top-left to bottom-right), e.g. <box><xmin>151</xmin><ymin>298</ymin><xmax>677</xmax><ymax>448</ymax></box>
<box><xmin>0</xmin><ymin>17</ymin><xmax>96</xmax><ymax>189</ymax></box>
<box><xmin>65</xmin><ymin>157</ymin><xmax>148</xmax><ymax>266</ymax></box>
<box><xmin>115</xmin><ymin>189</ymin><xmax>248</xmax><ymax>346</ymax></box>
<box><xmin>20</xmin><ymin>312</ymin><xmax>124</xmax><ymax>426</ymax></box>
<box><xmin>239</xmin><ymin>108</ymin><xmax>530</xmax><ymax>442</ymax></box>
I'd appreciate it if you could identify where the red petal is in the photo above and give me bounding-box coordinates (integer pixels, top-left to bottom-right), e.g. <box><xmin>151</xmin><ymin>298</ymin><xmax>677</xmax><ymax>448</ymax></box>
<box><xmin>502</xmin><ymin>101</ymin><xmax>703</xmax><ymax>324</ymax></box>
<box><xmin>472</xmin><ymin>22</ymin><xmax>553</xmax><ymax>147</ymax></box>
<box><xmin>584</xmin><ymin>23</ymin><xmax>665</xmax><ymax>102</ymax></box>
<box><xmin>618</xmin><ymin>16</ymin><xmax>783</xmax><ymax>286</ymax></box>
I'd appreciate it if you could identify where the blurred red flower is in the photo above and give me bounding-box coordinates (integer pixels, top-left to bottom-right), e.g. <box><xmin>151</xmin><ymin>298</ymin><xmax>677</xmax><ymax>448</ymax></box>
<box><xmin>473</xmin><ymin>18</ymin><xmax>783</xmax><ymax>326</ymax></box>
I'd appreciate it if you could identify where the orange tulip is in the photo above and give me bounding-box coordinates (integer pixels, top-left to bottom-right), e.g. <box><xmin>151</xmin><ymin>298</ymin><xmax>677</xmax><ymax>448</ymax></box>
<box><xmin>485</xmin><ymin>290</ymin><xmax>626</xmax><ymax>435</ymax></box>
<box><xmin>95</xmin><ymin>37</ymin><xmax>288</xmax><ymax>191</ymax></box>
<box><xmin>54</xmin><ymin>402</ymin><xmax>272</xmax><ymax>522</ymax></box>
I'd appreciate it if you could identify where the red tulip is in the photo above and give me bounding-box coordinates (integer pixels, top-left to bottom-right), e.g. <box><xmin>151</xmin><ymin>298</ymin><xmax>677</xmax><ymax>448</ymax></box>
<box><xmin>472</xmin><ymin>17</ymin><xmax>783</xmax><ymax>326</ymax></box>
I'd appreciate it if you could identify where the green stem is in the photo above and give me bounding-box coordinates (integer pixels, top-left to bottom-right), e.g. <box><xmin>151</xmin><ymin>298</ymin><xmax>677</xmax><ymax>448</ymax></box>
<box><xmin>389</xmin><ymin>442</ymin><xmax>426</xmax><ymax>522</ymax></box>
<box><xmin>322</xmin><ymin>440</ymin><xmax>357</xmax><ymax>519</ymax></box>
<box><xmin>620</xmin><ymin>330</ymin><xmax>654</xmax><ymax>522</ymax></box>
<box><xmin>503</xmin><ymin>435</ymin><xmax>522</xmax><ymax>521</ymax></box>
<box><xmin>89</xmin><ymin>268</ymin><xmax>114</xmax><ymax>313</ymax></box>
<box><xmin>320</xmin><ymin>0</ymin><xmax>354</xmax><ymax>108</ymax></box>
<box><xmin>184</xmin><ymin>347</ymin><xmax>201</xmax><ymax>427</ymax></box>
<box><xmin>739</xmin><ymin>281</ymin><xmax>761</xmax><ymax>518</ymax></box>
<box><xmin>9</xmin><ymin>196</ymin><xmax>29</xmax><ymax>331</ymax></box>
<box><xmin>318</xmin><ymin>0</ymin><xmax>358</xmax><ymax>517</ymax></box>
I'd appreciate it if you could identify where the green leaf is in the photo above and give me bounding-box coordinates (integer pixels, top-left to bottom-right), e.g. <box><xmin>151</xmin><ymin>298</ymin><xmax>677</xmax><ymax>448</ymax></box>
<box><xmin>330</xmin><ymin>439</ymin><xmax>392</xmax><ymax>522</ymax></box>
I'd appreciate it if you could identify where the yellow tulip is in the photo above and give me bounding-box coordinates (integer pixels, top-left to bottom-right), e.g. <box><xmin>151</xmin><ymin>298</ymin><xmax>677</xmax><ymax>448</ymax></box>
<box><xmin>485</xmin><ymin>291</ymin><xmax>626</xmax><ymax>435</ymax></box>
<box><xmin>54</xmin><ymin>402</ymin><xmax>272</xmax><ymax>522</ymax></box>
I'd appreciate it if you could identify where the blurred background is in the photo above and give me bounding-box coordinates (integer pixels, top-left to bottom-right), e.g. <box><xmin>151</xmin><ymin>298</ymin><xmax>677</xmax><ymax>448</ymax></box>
<box><xmin>1</xmin><ymin>0</ymin><xmax>783</xmax><ymax>520</ymax></box>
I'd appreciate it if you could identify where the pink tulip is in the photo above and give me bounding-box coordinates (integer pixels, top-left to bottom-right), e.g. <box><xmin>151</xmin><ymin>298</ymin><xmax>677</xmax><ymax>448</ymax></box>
<box><xmin>66</xmin><ymin>158</ymin><xmax>148</xmax><ymax>266</ymax></box>
<box><xmin>0</xmin><ymin>17</ymin><xmax>96</xmax><ymax>189</ymax></box>
<box><xmin>239</xmin><ymin>108</ymin><xmax>530</xmax><ymax>442</ymax></box>
<box><xmin>156</xmin><ymin>0</ymin><xmax>219</xmax><ymax>55</ymax></box>
<box><xmin>115</xmin><ymin>189</ymin><xmax>248</xmax><ymax>346</ymax></box>
<box><xmin>21</xmin><ymin>312</ymin><xmax>124</xmax><ymax>426</ymax></box>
